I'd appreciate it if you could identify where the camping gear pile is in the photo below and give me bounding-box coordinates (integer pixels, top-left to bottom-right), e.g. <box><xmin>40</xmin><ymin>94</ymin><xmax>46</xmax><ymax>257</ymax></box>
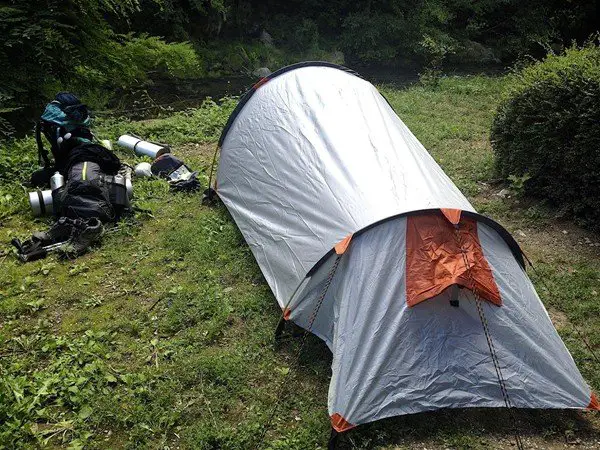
<box><xmin>15</xmin><ymin>111</ymin><xmax>202</xmax><ymax>262</ymax></box>
<box><xmin>212</xmin><ymin>63</ymin><xmax>599</xmax><ymax>445</ymax></box>
<box><xmin>118</xmin><ymin>135</ymin><xmax>201</xmax><ymax>192</ymax></box>
<box><xmin>14</xmin><ymin>93</ymin><xmax>133</xmax><ymax>261</ymax></box>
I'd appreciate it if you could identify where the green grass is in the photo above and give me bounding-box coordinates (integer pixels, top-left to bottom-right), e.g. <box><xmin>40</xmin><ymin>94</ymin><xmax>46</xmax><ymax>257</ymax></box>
<box><xmin>1</xmin><ymin>76</ymin><xmax>600</xmax><ymax>449</ymax></box>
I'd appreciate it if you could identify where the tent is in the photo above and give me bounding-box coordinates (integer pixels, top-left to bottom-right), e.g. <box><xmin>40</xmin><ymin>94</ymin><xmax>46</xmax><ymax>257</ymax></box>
<box><xmin>213</xmin><ymin>62</ymin><xmax>598</xmax><ymax>435</ymax></box>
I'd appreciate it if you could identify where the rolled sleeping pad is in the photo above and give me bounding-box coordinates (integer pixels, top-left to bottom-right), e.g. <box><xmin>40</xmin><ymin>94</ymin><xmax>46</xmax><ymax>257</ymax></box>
<box><xmin>117</xmin><ymin>135</ymin><xmax>170</xmax><ymax>158</ymax></box>
<box><xmin>29</xmin><ymin>189</ymin><xmax>53</xmax><ymax>217</ymax></box>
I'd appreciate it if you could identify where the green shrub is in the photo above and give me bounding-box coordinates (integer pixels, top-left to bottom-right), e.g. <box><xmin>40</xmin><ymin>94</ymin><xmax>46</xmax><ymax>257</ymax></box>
<box><xmin>59</xmin><ymin>34</ymin><xmax>205</xmax><ymax>111</ymax></box>
<box><xmin>269</xmin><ymin>16</ymin><xmax>321</xmax><ymax>53</ymax></box>
<box><xmin>0</xmin><ymin>2</ymin><xmax>204</xmax><ymax>130</ymax></box>
<box><xmin>491</xmin><ymin>43</ymin><xmax>600</xmax><ymax>228</ymax></box>
<box><xmin>197</xmin><ymin>41</ymin><xmax>284</xmax><ymax>76</ymax></box>
<box><xmin>0</xmin><ymin>1</ymin><xmax>139</xmax><ymax>114</ymax></box>
<box><xmin>341</xmin><ymin>11</ymin><xmax>412</xmax><ymax>63</ymax></box>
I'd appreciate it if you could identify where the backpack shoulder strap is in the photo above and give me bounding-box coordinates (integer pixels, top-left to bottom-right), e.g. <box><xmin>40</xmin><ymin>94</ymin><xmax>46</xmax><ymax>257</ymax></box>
<box><xmin>36</xmin><ymin>122</ymin><xmax>50</xmax><ymax>168</ymax></box>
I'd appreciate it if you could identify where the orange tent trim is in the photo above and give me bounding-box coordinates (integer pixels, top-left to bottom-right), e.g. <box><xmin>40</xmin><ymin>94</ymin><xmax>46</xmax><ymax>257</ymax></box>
<box><xmin>253</xmin><ymin>77</ymin><xmax>269</xmax><ymax>89</ymax></box>
<box><xmin>441</xmin><ymin>208</ymin><xmax>462</xmax><ymax>225</ymax></box>
<box><xmin>334</xmin><ymin>234</ymin><xmax>353</xmax><ymax>255</ymax></box>
<box><xmin>283</xmin><ymin>307</ymin><xmax>291</xmax><ymax>321</ymax></box>
<box><xmin>330</xmin><ymin>413</ymin><xmax>356</xmax><ymax>432</ymax></box>
<box><xmin>406</xmin><ymin>212</ymin><xmax>501</xmax><ymax>307</ymax></box>
<box><xmin>588</xmin><ymin>392</ymin><xmax>600</xmax><ymax>410</ymax></box>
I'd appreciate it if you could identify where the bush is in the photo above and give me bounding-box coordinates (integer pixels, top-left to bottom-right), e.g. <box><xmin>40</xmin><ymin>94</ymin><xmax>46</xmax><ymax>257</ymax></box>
<box><xmin>0</xmin><ymin>2</ymin><xmax>204</xmax><ymax>132</ymax></box>
<box><xmin>0</xmin><ymin>1</ymin><xmax>138</xmax><ymax>113</ymax></box>
<box><xmin>68</xmin><ymin>34</ymin><xmax>205</xmax><ymax>98</ymax></box>
<box><xmin>268</xmin><ymin>16</ymin><xmax>321</xmax><ymax>53</ymax></box>
<box><xmin>491</xmin><ymin>43</ymin><xmax>600</xmax><ymax>228</ymax></box>
<box><xmin>341</xmin><ymin>11</ymin><xmax>411</xmax><ymax>63</ymax></box>
<box><xmin>197</xmin><ymin>41</ymin><xmax>283</xmax><ymax>76</ymax></box>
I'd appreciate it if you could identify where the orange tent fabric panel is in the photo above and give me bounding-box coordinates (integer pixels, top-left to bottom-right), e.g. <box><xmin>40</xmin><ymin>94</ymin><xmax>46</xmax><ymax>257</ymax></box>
<box><xmin>330</xmin><ymin>413</ymin><xmax>355</xmax><ymax>432</ymax></box>
<box><xmin>406</xmin><ymin>213</ymin><xmax>501</xmax><ymax>307</ymax></box>
<box><xmin>283</xmin><ymin>307</ymin><xmax>291</xmax><ymax>321</ymax></box>
<box><xmin>588</xmin><ymin>392</ymin><xmax>600</xmax><ymax>410</ymax></box>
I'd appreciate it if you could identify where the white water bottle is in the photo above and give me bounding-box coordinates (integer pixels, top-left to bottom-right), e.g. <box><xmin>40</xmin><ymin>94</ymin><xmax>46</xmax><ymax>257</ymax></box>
<box><xmin>50</xmin><ymin>171</ymin><xmax>65</xmax><ymax>191</ymax></box>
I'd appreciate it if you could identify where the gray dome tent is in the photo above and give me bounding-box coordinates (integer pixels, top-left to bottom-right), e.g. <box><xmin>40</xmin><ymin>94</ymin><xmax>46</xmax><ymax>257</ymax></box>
<box><xmin>213</xmin><ymin>62</ymin><xmax>598</xmax><ymax>436</ymax></box>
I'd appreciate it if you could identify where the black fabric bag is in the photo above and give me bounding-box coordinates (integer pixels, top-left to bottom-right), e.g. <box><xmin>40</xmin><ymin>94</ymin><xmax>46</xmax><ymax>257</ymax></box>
<box><xmin>54</xmin><ymin>142</ymin><xmax>125</xmax><ymax>223</ymax></box>
<box><xmin>64</xmin><ymin>143</ymin><xmax>121</xmax><ymax>176</ymax></box>
<box><xmin>151</xmin><ymin>154</ymin><xmax>183</xmax><ymax>178</ymax></box>
<box><xmin>151</xmin><ymin>153</ymin><xmax>201</xmax><ymax>192</ymax></box>
<box><xmin>58</xmin><ymin>161</ymin><xmax>115</xmax><ymax>222</ymax></box>
<box><xmin>38</xmin><ymin>92</ymin><xmax>93</xmax><ymax>172</ymax></box>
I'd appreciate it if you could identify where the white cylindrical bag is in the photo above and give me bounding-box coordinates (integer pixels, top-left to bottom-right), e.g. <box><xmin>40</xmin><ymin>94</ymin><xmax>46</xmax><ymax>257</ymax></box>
<box><xmin>134</xmin><ymin>162</ymin><xmax>153</xmax><ymax>178</ymax></box>
<box><xmin>117</xmin><ymin>135</ymin><xmax>169</xmax><ymax>158</ymax></box>
<box><xmin>28</xmin><ymin>190</ymin><xmax>53</xmax><ymax>217</ymax></box>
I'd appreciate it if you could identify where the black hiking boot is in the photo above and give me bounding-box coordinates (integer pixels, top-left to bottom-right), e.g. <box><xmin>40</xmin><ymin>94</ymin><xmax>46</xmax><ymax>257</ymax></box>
<box><xmin>62</xmin><ymin>218</ymin><xmax>104</xmax><ymax>257</ymax></box>
<box><xmin>32</xmin><ymin>217</ymin><xmax>77</xmax><ymax>246</ymax></box>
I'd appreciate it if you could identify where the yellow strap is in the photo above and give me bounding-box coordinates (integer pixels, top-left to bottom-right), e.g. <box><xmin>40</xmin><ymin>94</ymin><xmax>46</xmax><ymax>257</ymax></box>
<box><xmin>82</xmin><ymin>161</ymin><xmax>87</xmax><ymax>181</ymax></box>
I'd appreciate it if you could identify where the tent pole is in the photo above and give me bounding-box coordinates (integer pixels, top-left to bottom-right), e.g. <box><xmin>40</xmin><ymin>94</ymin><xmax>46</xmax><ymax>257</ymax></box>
<box><xmin>328</xmin><ymin>428</ymin><xmax>339</xmax><ymax>450</ymax></box>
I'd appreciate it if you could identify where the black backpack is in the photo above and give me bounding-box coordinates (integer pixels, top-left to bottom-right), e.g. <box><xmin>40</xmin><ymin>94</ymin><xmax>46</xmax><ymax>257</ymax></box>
<box><xmin>55</xmin><ymin>143</ymin><xmax>126</xmax><ymax>223</ymax></box>
<box><xmin>57</xmin><ymin>161</ymin><xmax>115</xmax><ymax>222</ymax></box>
<box><xmin>36</xmin><ymin>92</ymin><xmax>93</xmax><ymax>171</ymax></box>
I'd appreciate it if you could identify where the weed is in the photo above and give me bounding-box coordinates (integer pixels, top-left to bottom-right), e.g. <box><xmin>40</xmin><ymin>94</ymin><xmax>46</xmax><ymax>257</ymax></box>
<box><xmin>1</xmin><ymin>330</ymin><xmax>121</xmax><ymax>446</ymax></box>
<box><xmin>507</xmin><ymin>173</ymin><xmax>531</xmax><ymax>196</ymax></box>
<box><xmin>80</xmin><ymin>295</ymin><xmax>103</xmax><ymax>308</ymax></box>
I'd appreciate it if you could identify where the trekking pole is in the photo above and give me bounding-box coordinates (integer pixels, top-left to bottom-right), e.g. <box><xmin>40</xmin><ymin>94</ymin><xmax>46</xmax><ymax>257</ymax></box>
<box><xmin>11</xmin><ymin>239</ymin><xmax>66</xmax><ymax>262</ymax></box>
<box><xmin>11</xmin><ymin>225</ymin><xmax>123</xmax><ymax>263</ymax></box>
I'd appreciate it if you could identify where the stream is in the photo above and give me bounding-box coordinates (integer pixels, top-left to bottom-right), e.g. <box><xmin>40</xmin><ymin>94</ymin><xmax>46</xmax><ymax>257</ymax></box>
<box><xmin>9</xmin><ymin>67</ymin><xmax>421</xmax><ymax>137</ymax></box>
<box><xmin>101</xmin><ymin>66</ymin><xmax>420</xmax><ymax>121</ymax></box>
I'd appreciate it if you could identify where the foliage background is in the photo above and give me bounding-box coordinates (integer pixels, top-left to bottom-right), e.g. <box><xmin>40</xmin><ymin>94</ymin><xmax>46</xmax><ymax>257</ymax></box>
<box><xmin>491</xmin><ymin>42</ymin><xmax>600</xmax><ymax>229</ymax></box>
<box><xmin>1</xmin><ymin>0</ymin><xmax>599</xmax><ymax>132</ymax></box>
